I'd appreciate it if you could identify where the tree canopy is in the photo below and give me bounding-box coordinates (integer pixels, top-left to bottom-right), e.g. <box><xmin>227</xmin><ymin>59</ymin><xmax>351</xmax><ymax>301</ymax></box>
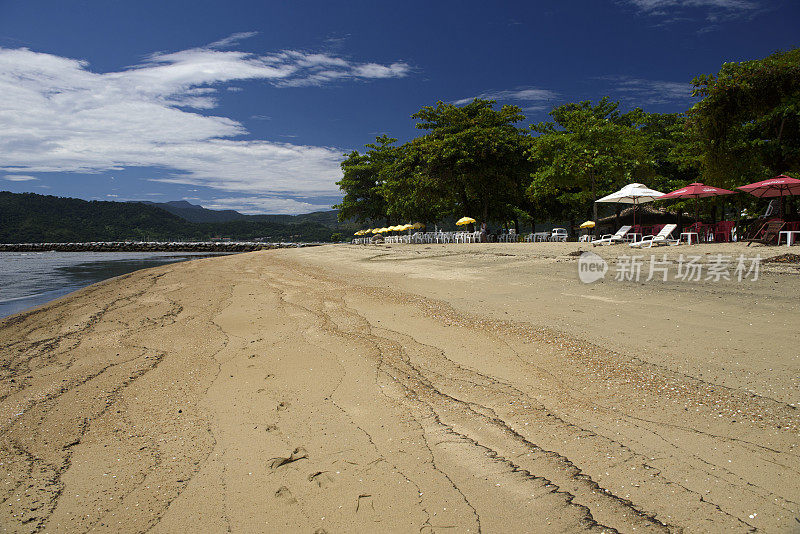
<box><xmin>688</xmin><ymin>48</ymin><xmax>800</xmax><ymax>188</ymax></box>
<box><xmin>336</xmin><ymin>48</ymin><xmax>798</xmax><ymax>232</ymax></box>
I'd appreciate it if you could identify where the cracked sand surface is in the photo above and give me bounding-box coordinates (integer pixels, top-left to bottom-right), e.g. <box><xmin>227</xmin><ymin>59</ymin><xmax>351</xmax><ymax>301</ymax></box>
<box><xmin>1</xmin><ymin>245</ymin><xmax>798</xmax><ymax>532</ymax></box>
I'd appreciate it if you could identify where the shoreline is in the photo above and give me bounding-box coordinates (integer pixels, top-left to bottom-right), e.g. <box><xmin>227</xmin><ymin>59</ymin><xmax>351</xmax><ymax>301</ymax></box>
<box><xmin>1</xmin><ymin>244</ymin><xmax>797</xmax><ymax>532</ymax></box>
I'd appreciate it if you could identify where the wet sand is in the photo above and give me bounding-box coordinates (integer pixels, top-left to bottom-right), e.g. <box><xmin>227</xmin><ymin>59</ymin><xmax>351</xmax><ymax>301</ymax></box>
<box><xmin>1</xmin><ymin>242</ymin><xmax>798</xmax><ymax>532</ymax></box>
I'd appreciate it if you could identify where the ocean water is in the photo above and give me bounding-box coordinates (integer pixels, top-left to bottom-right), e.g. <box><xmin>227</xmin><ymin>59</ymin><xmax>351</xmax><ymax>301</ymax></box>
<box><xmin>0</xmin><ymin>251</ymin><xmax>229</xmax><ymax>319</ymax></box>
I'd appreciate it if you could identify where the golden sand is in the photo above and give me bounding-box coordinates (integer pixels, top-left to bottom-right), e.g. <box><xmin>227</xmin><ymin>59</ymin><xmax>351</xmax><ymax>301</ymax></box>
<box><xmin>1</xmin><ymin>242</ymin><xmax>798</xmax><ymax>532</ymax></box>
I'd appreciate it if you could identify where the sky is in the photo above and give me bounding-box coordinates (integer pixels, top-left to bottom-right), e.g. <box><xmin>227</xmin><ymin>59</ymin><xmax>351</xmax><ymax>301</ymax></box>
<box><xmin>0</xmin><ymin>0</ymin><xmax>797</xmax><ymax>214</ymax></box>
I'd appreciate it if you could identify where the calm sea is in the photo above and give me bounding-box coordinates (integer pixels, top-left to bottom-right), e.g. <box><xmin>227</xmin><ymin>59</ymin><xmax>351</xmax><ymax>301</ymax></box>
<box><xmin>0</xmin><ymin>251</ymin><xmax>230</xmax><ymax>319</ymax></box>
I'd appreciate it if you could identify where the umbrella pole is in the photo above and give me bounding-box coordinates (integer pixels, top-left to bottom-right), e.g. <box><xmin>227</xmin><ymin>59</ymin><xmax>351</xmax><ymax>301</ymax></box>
<box><xmin>695</xmin><ymin>197</ymin><xmax>700</xmax><ymax>225</ymax></box>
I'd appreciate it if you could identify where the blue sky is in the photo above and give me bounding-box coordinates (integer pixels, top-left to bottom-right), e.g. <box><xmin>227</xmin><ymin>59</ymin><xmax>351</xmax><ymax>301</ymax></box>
<box><xmin>0</xmin><ymin>0</ymin><xmax>797</xmax><ymax>214</ymax></box>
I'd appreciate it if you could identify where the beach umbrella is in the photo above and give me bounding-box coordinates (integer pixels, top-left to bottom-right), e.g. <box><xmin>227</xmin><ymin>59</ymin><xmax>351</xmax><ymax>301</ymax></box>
<box><xmin>411</xmin><ymin>222</ymin><xmax>425</xmax><ymax>229</ymax></box>
<box><xmin>456</xmin><ymin>217</ymin><xmax>476</xmax><ymax>226</ymax></box>
<box><xmin>658</xmin><ymin>182</ymin><xmax>735</xmax><ymax>223</ymax></box>
<box><xmin>579</xmin><ymin>221</ymin><xmax>595</xmax><ymax>228</ymax></box>
<box><xmin>596</xmin><ymin>183</ymin><xmax>665</xmax><ymax>228</ymax></box>
<box><xmin>738</xmin><ymin>175</ymin><xmax>800</xmax><ymax>218</ymax></box>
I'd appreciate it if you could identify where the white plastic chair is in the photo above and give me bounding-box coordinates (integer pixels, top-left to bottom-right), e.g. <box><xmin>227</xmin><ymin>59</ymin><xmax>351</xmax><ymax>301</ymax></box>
<box><xmin>550</xmin><ymin>228</ymin><xmax>568</xmax><ymax>242</ymax></box>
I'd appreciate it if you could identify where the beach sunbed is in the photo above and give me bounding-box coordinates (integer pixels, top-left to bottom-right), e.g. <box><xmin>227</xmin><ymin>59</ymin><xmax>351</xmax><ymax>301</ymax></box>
<box><xmin>629</xmin><ymin>224</ymin><xmax>679</xmax><ymax>248</ymax></box>
<box><xmin>747</xmin><ymin>220</ymin><xmax>785</xmax><ymax>246</ymax></box>
<box><xmin>592</xmin><ymin>225</ymin><xmax>631</xmax><ymax>246</ymax></box>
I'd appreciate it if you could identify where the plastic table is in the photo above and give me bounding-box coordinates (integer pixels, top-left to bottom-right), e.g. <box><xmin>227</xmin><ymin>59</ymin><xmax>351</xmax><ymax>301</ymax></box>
<box><xmin>778</xmin><ymin>230</ymin><xmax>800</xmax><ymax>246</ymax></box>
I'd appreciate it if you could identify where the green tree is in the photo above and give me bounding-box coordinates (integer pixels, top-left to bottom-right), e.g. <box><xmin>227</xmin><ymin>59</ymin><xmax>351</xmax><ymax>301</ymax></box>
<box><xmin>381</xmin><ymin>138</ymin><xmax>455</xmax><ymax>224</ymax></box>
<box><xmin>334</xmin><ymin>135</ymin><xmax>398</xmax><ymax>224</ymax></box>
<box><xmin>527</xmin><ymin>98</ymin><xmax>652</xmax><ymax>224</ymax></box>
<box><xmin>688</xmin><ymin>48</ymin><xmax>800</xmax><ymax>188</ymax></box>
<box><xmin>411</xmin><ymin>99</ymin><xmax>531</xmax><ymax>224</ymax></box>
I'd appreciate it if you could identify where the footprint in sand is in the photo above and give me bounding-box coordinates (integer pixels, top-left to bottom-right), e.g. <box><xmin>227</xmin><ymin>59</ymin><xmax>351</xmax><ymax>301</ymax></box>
<box><xmin>268</xmin><ymin>447</ymin><xmax>308</xmax><ymax>470</ymax></box>
<box><xmin>274</xmin><ymin>486</ymin><xmax>297</xmax><ymax>504</ymax></box>
<box><xmin>355</xmin><ymin>493</ymin><xmax>374</xmax><ymax>513</ymax></box>
<box><xmin>308</xmin><ymin>471</ymin><xmax>334</xmax><ymax>488</ymax></box>
<box><xmin>276</xmin><ymin>401</ymin><xmax>290</xmax><ymax>411</ymax></box>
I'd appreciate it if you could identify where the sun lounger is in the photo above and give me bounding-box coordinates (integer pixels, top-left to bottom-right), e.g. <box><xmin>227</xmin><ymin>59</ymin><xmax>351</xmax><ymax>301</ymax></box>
<box><xmin>747</xmin><ymin>220</ymin><xmax>785</xmax><ymax>246</ymax></box>
<box><xmin>592</xmin><ymin>225</ymin><xmax>631</xmax><ymax>246</ymax></box>
<box><xmin>629</xmin><ymin>224</ymin><xmax>678</xmax><ymax>248</ymax></box>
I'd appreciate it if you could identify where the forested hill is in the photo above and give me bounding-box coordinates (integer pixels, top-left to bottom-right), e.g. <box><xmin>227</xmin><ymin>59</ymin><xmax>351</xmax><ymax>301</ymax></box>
<box><xmin>0</xmin><ymin>192</ymin><xmax>348</xmax><ymax>243</ymax></box>
<box><xmin>141</xmin><ymin>200</ymin><xmax>344</xmax><ymax>227</ymax></box>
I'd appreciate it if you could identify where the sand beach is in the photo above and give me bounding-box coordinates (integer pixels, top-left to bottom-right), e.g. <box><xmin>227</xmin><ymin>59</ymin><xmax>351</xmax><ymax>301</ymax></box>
<box><xmin>1</xmin><ymin>242</ymin><xmax>798</xmax><ymax>533</ymax></box>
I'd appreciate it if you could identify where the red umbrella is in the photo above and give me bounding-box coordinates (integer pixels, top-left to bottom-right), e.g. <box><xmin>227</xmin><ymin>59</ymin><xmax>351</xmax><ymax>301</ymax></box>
<box><xmin>658</xmin><ymin>182</ymin><xmax>736</xmax><ymax>222</ymax></box>
<box><xmin>738</xmin><ymin>175</ymin><xmax>800</xmax><ymax>218</ymax></box>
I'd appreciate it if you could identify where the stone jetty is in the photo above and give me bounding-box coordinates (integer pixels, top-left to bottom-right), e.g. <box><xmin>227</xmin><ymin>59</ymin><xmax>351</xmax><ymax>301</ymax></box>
<box><xmin>0</xmin><ymin>241</ymin><xmax>319</xmax><ymax>252</ymax></box>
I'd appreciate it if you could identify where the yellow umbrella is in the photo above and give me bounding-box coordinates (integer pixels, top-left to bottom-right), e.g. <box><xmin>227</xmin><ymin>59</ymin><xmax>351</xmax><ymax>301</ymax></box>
<box><xmin>398</xmin><ymin>224</ymin><xmax>412</xmax><ymax>231</ymax></box>
<box><xmin>580</xmin><ymin>221</ymin><xmax>595</xmax><ymax>229</ymax></box>
<box><xmin>354</xmin><ymin>230</ymin><xmax>362</xmax><ymax>235</ymax></box>
<box><xmin>388</xmin><ymin>225</ymin><xmax>400</xmax><ymax>232</ymax></box>
<box><xmin>411</xmin><ymin>222</ymin><xmax>425</xmax><ymax>229</ymax></box>
<box><xmin>456</xmin><ymin>217</ymin><xmax>476</xmax><ymax>226</ymax></box>
<box><xmin>371</xmin><ymin>228</ymin><xmax>381</xmax><ymax>234</ymax></box>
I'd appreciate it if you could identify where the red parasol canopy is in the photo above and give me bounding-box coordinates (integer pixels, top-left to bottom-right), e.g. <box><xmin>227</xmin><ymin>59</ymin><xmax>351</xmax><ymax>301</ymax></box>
<box><xmin>737</xmin><ymin>175</ymin><xmax>800</xmax><ymax>198</ymax></box>
<box><xmin>658</xmin><ymin>182</ymin><xmax>736</xmax><ymax>223</ymax></box>
<box><xmin>659</xmin><ymin>182</ymin><xmax>736</xmax><ymax>199</ymax></box>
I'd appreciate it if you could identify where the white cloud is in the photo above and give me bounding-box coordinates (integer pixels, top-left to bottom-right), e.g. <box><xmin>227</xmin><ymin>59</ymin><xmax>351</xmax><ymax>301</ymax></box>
<box><xmin>599</xmin><ymin>76</ymin><xmax>692</xmax><ymax>105</ymax></box>
<box><xmin>0</xmin><ymin>36</ymin><xmax>410</xmax><ymax>211</ymax></box>
<box><xmin>4</xmin><ymin>174</ymin><xmax>38</xmax><ymax>181</ymax></box>
<box><xmin>454</xmin><ymin>87</ymin><xmax>557</xmax><ymax>106</ymax></box>
<box><xmin>208</xmin><ymin>31</ymin><xmax>259</xmax><ymax>50</ymax></box>
<box><xmin>622</xmin><ymin>0</ymin><xmax>760</xmax><ymax>22</ymax></box>
<box><xmin>627</xmin><ymin>0</ymin><xmax>757</xmax><ymax>11</ymax></box>
<box><xmin>203</xmin><ymin>196</ymin><xmax>333</xmax><ymax>215</ymax></box>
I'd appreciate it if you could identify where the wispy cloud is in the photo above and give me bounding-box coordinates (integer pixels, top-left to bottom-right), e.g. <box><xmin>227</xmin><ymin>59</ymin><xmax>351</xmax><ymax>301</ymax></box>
<box><xmin>4</xmin><ymin>174</ymin><xmax>38</xmax><ymax>181</ymax></box>
<box><xmin>621</xmin><ymin>0</ymin><xmax>761</xmax><ymax>24</ymax></box>
<box><xmin>597</xmin><ymin>76</ymin><xmax>693</xmax><ymax>105</ymax></box>
<box><xmin>203</xmin><ymin>196</ymin><xmax>333</xmax><ymax>215</ymax></box>
<box><xmin>0</xmin><ymin>34</ymin><xmax>411</xmax><ymax>212</ymax></box>
<box><xmin>208</xmin><ymin>31</ymin><xmax>259</xmax><ymax>49</ymax></box>
<box><xmin>454</xmin><ymin>87</ymin><xmax>558</xmax><ymax>106</ymax></box>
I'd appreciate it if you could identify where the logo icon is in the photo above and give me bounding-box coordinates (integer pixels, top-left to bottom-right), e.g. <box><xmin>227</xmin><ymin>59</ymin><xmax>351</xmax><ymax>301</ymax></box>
<box><xmin>578</xmin><ymin>251</ymin><xmax>608</xmax><ymax>283</ymax></box>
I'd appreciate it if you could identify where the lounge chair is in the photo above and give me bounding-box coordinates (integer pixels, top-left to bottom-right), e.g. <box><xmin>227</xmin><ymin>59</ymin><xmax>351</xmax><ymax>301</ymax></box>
<box><xmin>629</xmin><ymin>224</ymin><xmax>679</xmax><ymax>248</ymax></box>
<box><xmin>592</xmin><ymin>225</ymin><xmax>631</xmax><ymax>246</ymax></box>
<box><xmin>747</xmin><ymin>220</ymin><xmax>785</xmax><ymax>246</ymax></box>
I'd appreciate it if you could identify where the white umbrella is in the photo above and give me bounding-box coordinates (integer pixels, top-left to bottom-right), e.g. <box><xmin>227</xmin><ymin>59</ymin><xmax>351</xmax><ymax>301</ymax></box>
<box><xmin>595</xmin><ymin>183</ymin><xmax>665</xmax><ymax>229</ymax></box>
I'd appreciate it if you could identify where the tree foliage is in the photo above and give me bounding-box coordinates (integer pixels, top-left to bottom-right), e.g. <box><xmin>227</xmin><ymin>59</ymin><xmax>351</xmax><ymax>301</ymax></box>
<box><xmin>334</xmin><ymin>135</ymin><xmax>398</xmax><ymax>223</ymax></box>
<box><xmin>688</xmin><ymin>48</ymin><xmax>800</xmax><ymax>187</ymax></box>
<box><xmin>411</xmin><ymin>99</ymin><xmax>532</xmax><ymax>222</ymax></box>
<box><xmin>335</xmin><ymin>49</ymin><xmax>797</xmax><ymax>232</ymax></box>
<box><xmin>527</xmin><ymin>98</ymin><xmax>653</xmax><ymax>221</ymax></box>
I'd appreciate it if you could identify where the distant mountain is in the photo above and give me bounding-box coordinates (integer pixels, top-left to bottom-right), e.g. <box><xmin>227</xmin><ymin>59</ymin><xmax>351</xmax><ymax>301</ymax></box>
<box><xmin>0</xmin><ymin>192</ymin><xmax>349</xmax><ymax>243</ymax></box>
<box><xmin>139</xmin><ymin>200</ymin><xmax>247</xmax><ymax>223</ymax></box>
<box><xmin>139</xmin><ymin>200</ymin><xmax>349</xmax><ymax>229</ymax></box>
